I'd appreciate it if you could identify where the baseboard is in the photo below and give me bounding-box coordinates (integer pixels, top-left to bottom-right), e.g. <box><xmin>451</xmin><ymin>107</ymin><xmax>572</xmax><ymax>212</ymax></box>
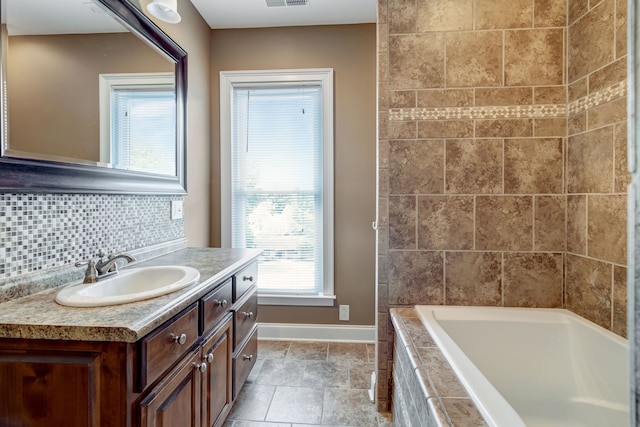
<box><xmin>257</xmin><ymin>322</ymin><xmax>376</xmax><ymax>343</ymax></box>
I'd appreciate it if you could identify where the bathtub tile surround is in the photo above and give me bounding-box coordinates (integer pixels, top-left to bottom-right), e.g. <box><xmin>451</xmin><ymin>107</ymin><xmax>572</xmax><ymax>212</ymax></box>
<box><xmin>565</xmin><ymin>0</ymin><xmax>629</xmax><ymax>336</ymax></box>
<box><xmin>390</xmin><ymin>308</ymin><xmax>487</xmax><ymax>427</ymax></box>
<box><xmin>0</xmin><ymin>193</ymin><xmax>184</xmax><ymax>301</ymax></box>
<box><xmin>377</xmin><ymin>0</ymin><xmax>628</xmax><ymax>413</ymax></box>
<box><xmin>398</xmin><ymin>306</ymin><xmax>629</xmax><ymax>426</ymax></box>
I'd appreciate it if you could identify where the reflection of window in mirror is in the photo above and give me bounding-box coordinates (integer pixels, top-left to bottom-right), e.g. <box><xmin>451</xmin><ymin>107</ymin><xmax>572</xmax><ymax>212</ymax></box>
<box><xmin>99</xmin><ymin>73</ymin><xmax>176</xmax><ymax>176</ymax></box>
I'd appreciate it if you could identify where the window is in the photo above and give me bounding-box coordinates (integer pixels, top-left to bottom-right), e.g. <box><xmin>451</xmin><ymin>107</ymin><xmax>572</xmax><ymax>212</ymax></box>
<box><xmin>99</xmin><ymin>73</ymin><xmax>176</xmax><ymax>175</ymax></box>
<box><xmin>220</xmin><ymin>69</ymin><xmax>334</xmax><ymax>306</ymax></box>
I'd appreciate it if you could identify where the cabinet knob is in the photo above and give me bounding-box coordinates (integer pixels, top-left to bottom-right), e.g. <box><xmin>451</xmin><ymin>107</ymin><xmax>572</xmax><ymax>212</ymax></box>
<box><xmin>171</xmin><ymin>333</ymin><xmax>187</xmax><ymax>345</ymax></box>
<box><xmin>205</xmin><ymin>352</ymin><xmax>214</xmax><ymax>363</ymax></box>
<box><xmin>215</xmin><ymin>299</ymin><xmax>228</xmax><ymax>308</ymax></box>
<box><xmin>194</xmin><ymin>362</ymin><xmax>207</xmax><ymax>373</ymax></box>
<box><xmin>242</xmin><ymin>311</ymin><xmax>254</xmax><ymax>319</ymax></box>
<box><xmin>242</xmin><ymin>354</ymin><xmax>253</xmax><ymax>361</ymax></box>
<box><xmin>242</xmin><ymin>276</ymin><xmax>254</xmax><ymax>282</ymax></box>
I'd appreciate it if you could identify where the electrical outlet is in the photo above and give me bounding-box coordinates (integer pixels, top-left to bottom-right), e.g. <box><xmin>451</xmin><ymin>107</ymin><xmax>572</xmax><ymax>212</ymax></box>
<box><xmin>339</xmin><ymin>304</ymin><xmax>349</xmax><ymax>321</ymax></box>
<box><xmin>171</xmin><ymin>200</ymin><xmax>183</xmax><ymax>220</ymax></box>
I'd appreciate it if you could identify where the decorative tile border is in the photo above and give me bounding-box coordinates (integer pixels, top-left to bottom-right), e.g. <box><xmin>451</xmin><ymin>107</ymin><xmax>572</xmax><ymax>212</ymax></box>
<box><xmin>388</xmin><ymin>80</ymin><xmax>627</xmax><ymax>121</ymax></box>
<box><xmin>389</xmin><ymin>104</ymin><xmax>565</xmax><ymax>121</ymax></box>
<box><xmin>568</xmin><ymin>80</ymin><xmax>628</xmax><ymax>116</ymax></box>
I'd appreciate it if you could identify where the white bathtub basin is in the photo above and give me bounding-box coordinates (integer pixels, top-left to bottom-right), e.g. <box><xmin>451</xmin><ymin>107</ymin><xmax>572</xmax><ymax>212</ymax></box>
<box><xmin>56</xmin><ymin>266</ymin><xmax>200</xmax><ymax>307</ymax></box>
<box><xmin>415</xmin><ymin>306</ymin><xmax>629</xmax><ymax>427</ymax></box>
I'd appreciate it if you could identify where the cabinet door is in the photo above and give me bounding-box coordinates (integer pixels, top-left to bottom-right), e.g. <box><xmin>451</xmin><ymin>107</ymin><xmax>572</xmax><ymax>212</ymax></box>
<box><xmin>0</xmin><ymin>350</ymin><xmax>101</xmax><ymax>427</ymax></box>
<box><xmin>202</xmin><ymin>314</ymin><xmax>233</xmax><ymax>427</ymax></box>
<box><xmin>139</xmin><ymin>349</ymin><xmax>203</xmax><ymax>427</ymax></box>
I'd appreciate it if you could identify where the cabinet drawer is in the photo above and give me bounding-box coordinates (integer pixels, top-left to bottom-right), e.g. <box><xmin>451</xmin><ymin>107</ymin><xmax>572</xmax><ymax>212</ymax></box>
<box><xmin>139</xmin><ymin>303</ymin><xmax>199</xmax><ymax>390</ymax></box>
<box><xmin>233</xmin><ymin>289</ymin><xmax>257</xmax><ymax>349</ymax></box>
<box><xmin>232</xmin><ymin>325</ymin><xmax>257</xmax><ymax>399</ymax></box>
<box><xmin>200</xmin><ymin>279</ymin><xmax>232</xmax><ymax>335</ymax></box>
<box><xmin>233</xmin><ymin>261</ymin><xmax>258</xmax><ymax>302</ymax></box>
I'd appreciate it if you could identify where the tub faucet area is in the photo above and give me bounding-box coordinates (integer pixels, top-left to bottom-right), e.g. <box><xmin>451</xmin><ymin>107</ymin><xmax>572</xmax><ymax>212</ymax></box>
<box><xmin>76</xmin><ymin>250</ymin><xmax>136</xmax><ymax>283</ymax></box>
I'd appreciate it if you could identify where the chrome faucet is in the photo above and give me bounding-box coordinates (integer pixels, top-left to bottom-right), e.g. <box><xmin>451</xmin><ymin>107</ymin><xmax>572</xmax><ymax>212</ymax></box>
<box><xmin>95</xmin><ymin>250</ymin><xmax>136</xmax><ymax>276</ymax></box>
<box><xmin>76</xmin><ymin>250</ymin><xmax>136</xmax><ymax>284</ymax></box>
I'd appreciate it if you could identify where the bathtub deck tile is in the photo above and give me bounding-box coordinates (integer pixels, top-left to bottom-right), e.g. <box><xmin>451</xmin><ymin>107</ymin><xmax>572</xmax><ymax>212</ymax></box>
<box><xmin>407</xmin><ymin>368</ymin><xmax>433</xmax><ymax>424</ymax></box>
<box><xmin>403</xmin><ymin>316</ymin><xmax>438</xmax><ymax>347</ymax></box>
<box><xmin>390</xmin><ymin>314</ymin><xmax>413</xmax><ymax>352</ymax></box>
<box><xmin>394</xmin><ymin>332</ymin><xmax>421</xmax><ymax>372</ymax></box>
<box><xmin>416</xmin><ymin>347</ymin><xmax>468</xmax><ymax>398</ymax></box>
<box><xmin>394</xmin><ymin>307</ymin><xmax>419</xmax><ymax>318</ymax></box>
<box><xmin>427</xmin><ymin>398</ymin><xmax>452</xmax><ymax>427</ymax></box>
<box><xmin>440</xmin><ymin>398</ymin><xmax>488</xmax><ymax>427</ymax></box>
<box><xmin>414</xmin><ymin>365</ymin><xmax>437</xmax><ymax>399</ymax></box>
<box><xmin>391</xmin><ymin>307</ymin><xmax>491</xmax><ymax>426</ymax></box>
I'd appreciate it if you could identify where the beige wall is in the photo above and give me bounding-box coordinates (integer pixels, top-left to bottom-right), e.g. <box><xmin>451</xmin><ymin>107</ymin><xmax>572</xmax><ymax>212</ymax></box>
<box><xmin>377</xmin><ymin>0</ymin><xmax>628</xmax><ymax>412</ymax></box>
<box><xmin>7</xmin><ymin>32</ymin><xmax>171</xmax><ymax>162</ymax></box>
<box><xmin>142</xmin><ymin>0</ymin><xmax>213</xmax><ymax>247</ymax></box>
<box><xmin>210</xmin><ymin>25</ymin><xmax>377</xmax><ymax>326</ymax></box>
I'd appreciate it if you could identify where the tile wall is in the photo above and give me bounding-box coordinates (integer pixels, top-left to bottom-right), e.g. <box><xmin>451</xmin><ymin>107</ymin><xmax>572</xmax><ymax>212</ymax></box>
<box><xmin>0</xmin><ymin>193</ymin><xmax>184</xmax><ymax>298</ymax></box>
<box><xmin>376</xmin><ymin>0</ymin><xmax>628</xmax><ymax>411</ymax></box>
<box><xmin>565</xmin><ymin>0</ymin><xmax>629</xmax><ymax>335</ymax></box>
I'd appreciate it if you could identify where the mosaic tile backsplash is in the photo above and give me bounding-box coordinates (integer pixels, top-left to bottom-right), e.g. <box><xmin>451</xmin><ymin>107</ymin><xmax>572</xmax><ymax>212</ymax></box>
<box><xmin>0</xmin><ymin>193</ymin><xmax>184</xmax><ymax>280</ymax></box>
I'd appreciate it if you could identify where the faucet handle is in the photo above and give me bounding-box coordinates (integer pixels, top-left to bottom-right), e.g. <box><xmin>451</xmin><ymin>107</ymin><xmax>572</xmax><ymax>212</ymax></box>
<box><xmin>75</xmin><ymin>259</ymin><xmax>98</xmax><ymax>284</ymax></box>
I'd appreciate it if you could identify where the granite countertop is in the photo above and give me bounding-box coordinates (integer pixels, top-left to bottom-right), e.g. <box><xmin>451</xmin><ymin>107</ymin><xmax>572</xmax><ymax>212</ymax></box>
<box><xmin>0</xmin><ymin>248</ymin><xmax>261</xmax><ymax>343</ymax></box>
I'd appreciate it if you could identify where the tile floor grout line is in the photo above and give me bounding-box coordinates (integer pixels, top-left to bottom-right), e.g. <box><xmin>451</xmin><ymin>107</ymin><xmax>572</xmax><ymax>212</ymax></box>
<box><xmin>229</xmin><ymin>341</ymin><xmax>386</xmax><ymax>427</ymax></box>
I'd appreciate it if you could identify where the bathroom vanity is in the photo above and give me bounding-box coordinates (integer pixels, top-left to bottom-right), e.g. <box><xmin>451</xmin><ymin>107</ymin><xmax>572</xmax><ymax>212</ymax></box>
<box><xmin>0</xmin><ymin>248</ymin><xmax>260</xmax><ymax>427</ymax></box>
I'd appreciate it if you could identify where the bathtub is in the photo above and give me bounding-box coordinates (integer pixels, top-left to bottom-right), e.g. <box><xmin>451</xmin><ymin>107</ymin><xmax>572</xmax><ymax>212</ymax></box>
<box><xmin>414</xmin><ymin>306</ymin><xmax>629</xmax><ymax>427</ymax></box>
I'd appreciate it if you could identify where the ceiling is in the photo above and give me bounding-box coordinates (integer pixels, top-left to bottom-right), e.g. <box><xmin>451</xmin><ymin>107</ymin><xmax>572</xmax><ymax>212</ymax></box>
<box><xmin>189</xmin><ymin>0</ymin><xmax>377</xmax><ymax>29</ymax></box>
<box><xmin>4</xmin><ymin>0</ymin><xmax>376</xmax><ymax>36</ymax></box>
<box><xmin>5</xmin><ymin>0</ymin><xmax>127</xmax><ymax>35</ymax></box>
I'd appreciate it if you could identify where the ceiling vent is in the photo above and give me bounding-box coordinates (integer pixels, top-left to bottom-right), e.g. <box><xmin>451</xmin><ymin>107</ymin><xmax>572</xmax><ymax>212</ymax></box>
<box><xmin>265</xmin><ymin>0</ymin><xmax>310</xmax><ymax>7</ymax></box>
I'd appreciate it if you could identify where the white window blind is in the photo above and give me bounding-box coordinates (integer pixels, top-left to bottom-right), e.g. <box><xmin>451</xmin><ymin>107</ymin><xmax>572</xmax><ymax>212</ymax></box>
<box><xmin>111</xmin><ymin>88</ymin><xmax>176</xmax><ymax>175</ymax></box>
<box><xmin>231</xmin><ymin>85</ymin><xmax>324</xmax><ymax>295</ymax></box>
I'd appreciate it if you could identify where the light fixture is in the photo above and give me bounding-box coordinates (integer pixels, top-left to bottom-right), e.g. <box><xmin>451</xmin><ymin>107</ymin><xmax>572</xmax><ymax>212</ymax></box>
<box><xmin>146</xmin><ymin>0</ymin><xmax>181</xmax><ymax>24</ymax></box>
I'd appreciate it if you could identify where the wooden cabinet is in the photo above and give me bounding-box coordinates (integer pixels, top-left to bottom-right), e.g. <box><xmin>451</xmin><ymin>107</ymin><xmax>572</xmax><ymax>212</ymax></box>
<box><xmin>0</xmin><ymin>347</ymin><xmax>103</xmax><ymax>427</ymax></box>
<box><xmin>0</xmin><ymin>259</ymin><xmax>260</xmax><ymax>427</ymax></box>
<box><xmin>233</xmin><ymin>262</ymin><xmax>258</xmax><ymax>302</ymax></box>
<box><xmin>139</xmin><ymin>302</ymin><xmax>200</xmax><ymax>391</ymax></box>
<box><xmin>233</xmin><ymin>290</ymin><xmax>257</xmax><ymax>349</ymax></box>
<box><xmin>201</xmin><ymin>315</ymin><xmax>233</xmax><ymax>427</ymax></box>
<box><xmin>200</xmin><ymin>279</ymin><xmax>232</xmax><ymax>335</ymax></box>
<box><xmin>231</xmin><ymin>264</ymin><xmax>259</xmax><ymax>399</ymax></box>
<box><xmin>232</xmin><ymin>326</ymin><xmax>258</xmax><ymax>399</ymax></box>
<box><xmin>139</xmin><ymin>314</ymin><xmax>233</xmax><ymax>427</ymax></box>
<box><xmin>139</xmin><ymin>348</ymin><xmax>202</xmax><ymax>427</ymax></box>
<box><xmin>0</xmin><ymin>340</ymin><xmax>130</xmax><ymax>427</ymax></box>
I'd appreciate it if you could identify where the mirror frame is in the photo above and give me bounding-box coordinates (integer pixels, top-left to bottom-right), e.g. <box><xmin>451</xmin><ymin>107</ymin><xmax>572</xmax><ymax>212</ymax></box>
<box><xmin>0</xmin><ymin>0</ymin><xmax>188</xmax><ymax>194</ymax></box>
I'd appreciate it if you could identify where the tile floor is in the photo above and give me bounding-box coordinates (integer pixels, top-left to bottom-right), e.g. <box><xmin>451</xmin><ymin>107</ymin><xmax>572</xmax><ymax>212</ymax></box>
<box><xmin>223</xmin><ymin>341</ymin><xmax>393</xmax><ymax>427</ymax></box>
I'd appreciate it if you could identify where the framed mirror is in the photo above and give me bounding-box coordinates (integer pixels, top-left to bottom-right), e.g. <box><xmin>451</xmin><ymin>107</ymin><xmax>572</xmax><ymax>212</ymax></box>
<box><xmin>0</xmin><ymin>0</ymin><xmax>187</xmax><ymax>194</ymax></box>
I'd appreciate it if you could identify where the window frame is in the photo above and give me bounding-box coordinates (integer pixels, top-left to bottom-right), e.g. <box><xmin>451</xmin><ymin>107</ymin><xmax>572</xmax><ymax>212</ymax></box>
<box><xmin>98</xmin><ymin>72</ymin><xmax>175</xmax><ymax>169</ymax></box>
<box><xmin>220</xmin><ymin>68</ymin><xmax>335</xmax><ymax>307</ymax></box>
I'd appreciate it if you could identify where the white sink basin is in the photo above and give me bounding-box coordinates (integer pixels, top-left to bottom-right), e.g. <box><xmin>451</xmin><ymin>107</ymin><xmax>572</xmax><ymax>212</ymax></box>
<box><xmin>56</xmin><ymin>266</ymin><xmax>201</xmax><ymax>307</ymax></box>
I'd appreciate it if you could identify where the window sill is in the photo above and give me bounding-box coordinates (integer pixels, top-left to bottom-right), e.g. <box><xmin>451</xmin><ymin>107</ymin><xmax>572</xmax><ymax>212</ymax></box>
<box><xmin>258</xmin><ymin>293</ymin><xmax>336</xmax><ymax>307</ymax></box>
